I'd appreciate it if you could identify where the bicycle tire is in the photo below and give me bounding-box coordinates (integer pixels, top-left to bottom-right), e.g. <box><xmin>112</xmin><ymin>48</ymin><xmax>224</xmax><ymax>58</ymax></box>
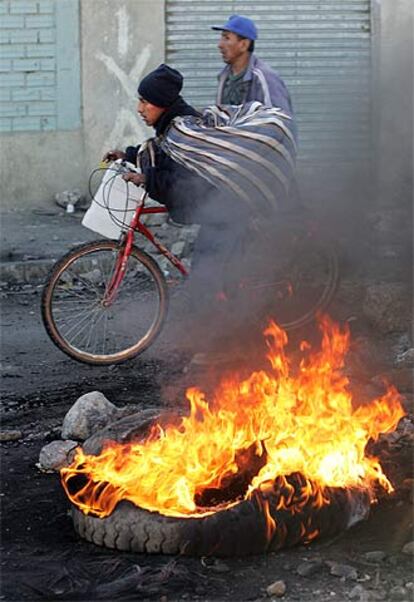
<box><xmin>276</xmin><ymin>234</ymin><xmax>339</xmax><ymax>330</ymax></box>
<box><xmin>224</xmin><ymin>228</ymin><xmax>339</xmax><ymax>332</ymax></box>
<box><xmin>41</xmin><ymin>240</ymin><xmax>168</xmax><ymax>365</ymax></box>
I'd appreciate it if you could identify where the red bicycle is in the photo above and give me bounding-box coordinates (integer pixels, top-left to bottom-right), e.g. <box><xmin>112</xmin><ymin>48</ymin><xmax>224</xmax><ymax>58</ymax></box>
<box><xmin>41</xmin><ymin>162</ymin><xmax>339</xmax><ymax>365</ymax></box>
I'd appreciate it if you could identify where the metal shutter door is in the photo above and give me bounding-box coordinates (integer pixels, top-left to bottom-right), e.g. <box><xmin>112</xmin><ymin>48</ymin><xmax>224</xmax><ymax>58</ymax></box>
<box><xmin>166</xmin><ymin>0</ymin><xmax>372</xmax><ymax>173</ymax></box>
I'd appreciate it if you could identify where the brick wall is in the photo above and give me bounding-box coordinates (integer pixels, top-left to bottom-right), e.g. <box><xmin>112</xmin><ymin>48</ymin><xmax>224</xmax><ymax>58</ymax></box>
<box><xmin>0</xmin><ymin>0</ymin><xmax>80</xmax><ymax>133</ymax></box>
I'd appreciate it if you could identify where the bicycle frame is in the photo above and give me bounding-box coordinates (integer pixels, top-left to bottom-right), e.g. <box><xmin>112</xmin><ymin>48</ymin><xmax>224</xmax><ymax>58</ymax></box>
<box><xmin>103</xmin><ymin>191</ymin><xmax>188</xmax><ymax>304</ymax></box>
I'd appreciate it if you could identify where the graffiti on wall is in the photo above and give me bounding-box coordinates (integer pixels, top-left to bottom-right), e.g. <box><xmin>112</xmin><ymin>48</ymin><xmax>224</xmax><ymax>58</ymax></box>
<box><xmin>96</xmin><ymin>6</ymin><xmax>152</xmax><ymax>156</ymax></box>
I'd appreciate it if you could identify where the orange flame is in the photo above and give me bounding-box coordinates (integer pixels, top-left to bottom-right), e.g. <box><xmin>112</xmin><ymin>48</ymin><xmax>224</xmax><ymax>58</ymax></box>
<box><xmin>61</xmin><ymin>316</ymin><xmax>404</xmax><ymax>520</ymax></box>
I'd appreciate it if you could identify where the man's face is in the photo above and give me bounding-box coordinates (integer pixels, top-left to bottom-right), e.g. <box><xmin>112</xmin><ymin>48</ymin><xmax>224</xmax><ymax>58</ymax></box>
<box><xmin>137</xmin><ymin>98</ymin><xmax>166</xmax><ymax>127</ymax></box>
<box><xmin>218</xmin><ymin>31</ymin><xmax>250</xmax><ymax>65</ymax></box>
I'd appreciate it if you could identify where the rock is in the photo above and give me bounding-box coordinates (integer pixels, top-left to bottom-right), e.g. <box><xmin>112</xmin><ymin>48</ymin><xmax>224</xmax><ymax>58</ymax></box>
<box><xmin>369</xmin><ymin>592</ymin><xmax>387</xmax><ymax>601</ymax></box>
<box><xmin>395</xmin><ymin>348</ymin><xmax>414</xmax><ymax>368</ymax></box>
<box><xmin>61</xmin><ymin>391</ymin><xmax>119</xmax><ymax>440</ymax></box>
<box><xmin>389</xmin><ymin>585</ymin><xmax>408</xmax><ymax>600</ymax></box>
<box><xmin>363</xmin><ymin>551</ymin><xmax>387</xmax><ymax>563</ymax></box>
<box><xmin>329</xmin><ymin>562</ymin><xmax>358</xmax><ymax>580</ymax></box>
<box><xmin>402</xmin><ymin>541</ymin><xmax>414</xmax><ymax>555</ymax></box>
<box><xmin>297</xmin><ymin>561</ymin><xmax>324</xmax><ymax>577</ymax></box>
<box><xmin>266</xmin><ymin>580</ymin><xmax>286</xmax><ymax>597</ymax></box>
<box><xmin>363</xmin><ymin>283</ymin><xmax>411</xmax><ymax>334</ymax></box>
<box><xmin>0</xmin><ymin>430</ymin><xmax>23</xmax><ymax>442</ymax></box>
<box><xmin>38</xmin><ymin>440</ymin><xmax>78</xmax><ymax>471</ymax></box>
<box><xmin>348</xmin><ymin>584</ymin><xmax>369</xmax><ymax>600</ymax></box>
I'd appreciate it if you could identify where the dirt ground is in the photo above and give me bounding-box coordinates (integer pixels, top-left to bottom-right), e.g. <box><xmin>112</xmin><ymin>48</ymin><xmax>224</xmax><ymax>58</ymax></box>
<box><xmin>1</xmin><ymin>289</ymin><xmax>414</xmax><ymax>602</ymax></box>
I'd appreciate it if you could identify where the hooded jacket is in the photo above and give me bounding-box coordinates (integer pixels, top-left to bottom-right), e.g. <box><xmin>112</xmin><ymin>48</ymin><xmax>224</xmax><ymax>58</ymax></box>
<box><xmin>216</xmin><ymin>54</ymin><xmax>293</xmax><ymax>116</ymax></box>
<box><xmin>124</xmin><ymin>97</ymin><xmax>215</xmax><ymax>223</ymax></box>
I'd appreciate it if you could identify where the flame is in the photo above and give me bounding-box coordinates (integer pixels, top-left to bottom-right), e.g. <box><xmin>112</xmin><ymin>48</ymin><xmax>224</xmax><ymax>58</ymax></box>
<box><xmin>61</xmin><ymin>316</ymin><xmax>404</xmax><ymax>521</ymax></box>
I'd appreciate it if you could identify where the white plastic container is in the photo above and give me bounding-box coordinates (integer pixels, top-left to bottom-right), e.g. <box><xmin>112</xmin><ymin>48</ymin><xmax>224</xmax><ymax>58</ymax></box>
<box><xmin>82</xmin><ymin>161</ymin><xmax>144</xmax><ymax>239</ymax></box>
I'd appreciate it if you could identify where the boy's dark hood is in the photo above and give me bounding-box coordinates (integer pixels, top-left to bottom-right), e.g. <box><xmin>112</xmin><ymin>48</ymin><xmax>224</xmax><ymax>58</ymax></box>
<box><xmin>154</xmin><ymin>96</ymin><xmax>199</xmax><ymax>136</ymax></box>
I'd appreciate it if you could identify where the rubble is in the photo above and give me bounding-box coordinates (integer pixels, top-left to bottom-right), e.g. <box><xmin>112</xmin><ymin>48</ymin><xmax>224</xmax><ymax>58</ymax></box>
<box><xmin>38</xmin><ymin>440</ymin><xmax>78</xmax><ymax>472</ymax></box>
<box><xmin>266</xmin><ymin>580</ymin><xmax>286</xmax><ymax>597</ymax></box>
<box><xmin>61</xmin><ymin>391</ymin><xmax>119</xmax><ymax>441</ymax></box>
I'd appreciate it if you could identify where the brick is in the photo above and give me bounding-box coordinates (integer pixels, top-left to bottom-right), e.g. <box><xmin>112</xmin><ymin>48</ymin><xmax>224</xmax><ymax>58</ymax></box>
<box><xmin>25</xmin><ymin>43</ymin><xmax>55</xmax><ymax>58</ymax></box>
<box><xmin>26</xmin><ymin>71</ymin><xmax>54</xmax><ymax>86</ymax></box>
<box><xmin>0</xmin><ymin>2</ymin><xmax>10</xmax><ymax>16</ymax></box>
<box><xmin>25</xmin><ymin>14</ymin><xmax>53</xmax><ymax>28</ymax></box>
<box><xmin>12</xmin><ymin>115</ymin><xmax>40</xmax><ymax>131</ymax></box>
<box><xmin>40</xmin><ymin>87</ymin><xmax>55</xmax><ymax>100</ymax></box>
<box><xmin>0</xmin><ymin>117</ymin><xmax>12</xmax><ymax>132</ymax></box>
<box><xmin>39</xmin><ymin>115</ymin><xmax>56</xmax><ymax>130</ymax></box>
<box><xmin>0</xmin><ymin>31</ymin><xmax>10</xmax><ymax>43</ymax></box>
<box><xmin>0</xmin><ymin>102</ymin><xmax>26</xmax><ymax>117</ymax></box>
<box><xmin>0</xmin><ymin>71</ymin><xmax>24</xmax><ymax>86</ymax></box>
<box><xmin>1</xmin><ymin>15</ymin><xmax>24</xmax><ymax>27</ymax></box>
<box><xmin>12</xmin><ymin>87</ymin><xmax>40</xmax><ymax>101</ymax></box>
<box><xmin>0</xmin><ymin>44</ymin><xmax>25</xmax><ymax>58</ymax></box>
<box><xmin>9</xmin><ymin>1</ymin><xmax>38</xmax><ymax>14</ymax></box>
<box><xmin>39</xmin><ymin>29</ymin><xmax>55</xmax><ymax>43</ymax></box>
<box><xmin>0</xmin><ymin>58</ymin><xmax>11</xmax><ymax>71</ymax></box>
<box><xmin>12</xmin><ymin>57</ymin><xmax>41</xmax><ymax>71</ymax></box>
<box><xmin>9</xmin><ymin>29</ymin><xmax>38</xmax><ymax>43</ymax></box>
<box><xmin>40</xmin><ymin>57</ymin><xmax>55</xmax><ymax>70</ymax></box>
<box><xmin>27</xmin><ymin>100</ymin><xmax>55</xmax><ymax>115</ymax></box>
<box><xmin>38</xmin><ymin>0</ymin><xmax>54</xmax><ymax>14</ymax></box>
<box><xmin>0</xmin><ymin>89</ymin><xmax>11</xmax><ymax>101</ymax></box>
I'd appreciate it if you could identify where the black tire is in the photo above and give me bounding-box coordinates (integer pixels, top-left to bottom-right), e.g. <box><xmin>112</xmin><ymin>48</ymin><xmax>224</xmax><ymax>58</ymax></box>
<box><xmin>41</xmin><ymin>240</ymin><xmax>168</xmax><ymax>365</ymax></box>
<box><xmin>69</xmin><ymin>413</ymin><xmax>370</xmax><ymax>557</ymax></box>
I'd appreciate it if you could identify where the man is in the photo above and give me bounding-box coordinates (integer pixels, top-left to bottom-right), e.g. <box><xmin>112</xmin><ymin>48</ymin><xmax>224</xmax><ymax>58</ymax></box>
<box><xmin>212</xmin><ymin>14</ymin><xmax>293</xmax><ymax>116</ymax></box>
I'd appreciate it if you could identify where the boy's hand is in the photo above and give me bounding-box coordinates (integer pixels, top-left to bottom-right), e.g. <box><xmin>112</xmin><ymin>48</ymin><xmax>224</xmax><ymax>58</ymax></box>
<box><xmin>103</xmin><ymin>149</ymin><xmax>126</xmax><ymax>162</ymax></box>
<box><xmin>122</xmin><ymin>172</ymin><xmax>146</xmax><ymax>187</ymax></box>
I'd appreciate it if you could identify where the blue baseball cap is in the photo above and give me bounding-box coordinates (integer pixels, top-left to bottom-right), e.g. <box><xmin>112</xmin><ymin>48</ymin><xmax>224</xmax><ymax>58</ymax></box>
<box><xmin>212</xmin><ymin>15</ymin><xmax>258</xmax><ymax>41</ymax></box>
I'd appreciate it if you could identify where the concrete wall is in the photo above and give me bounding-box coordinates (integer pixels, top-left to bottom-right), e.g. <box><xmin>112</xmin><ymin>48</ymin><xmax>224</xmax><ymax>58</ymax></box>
<box><xmin>1</xmin><ymin>0</ymin><xmax>165</xmax><ymax>207</ymax></box>
<box><xmin>1</xmin><ymin>0</ymin><xmax>412</xmax><ymax>209</ymax></box>
<box><xmin>375</xmin><ymin>0</ymin><xmax>413</xmax><ymax>204</ymax></box>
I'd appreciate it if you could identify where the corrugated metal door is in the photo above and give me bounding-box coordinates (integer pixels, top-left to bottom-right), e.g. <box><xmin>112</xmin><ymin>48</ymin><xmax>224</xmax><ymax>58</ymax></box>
<box><xmin>166</xmin><ymin>1</ymin><xmax>372</xmax><ymax>174</ymax></box>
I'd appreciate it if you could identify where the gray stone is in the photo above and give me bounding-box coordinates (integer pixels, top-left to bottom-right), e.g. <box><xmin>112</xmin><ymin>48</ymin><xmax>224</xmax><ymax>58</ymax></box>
<box><xmin>389</xmin><ymin>586</ymin><xmax>408</xmax><ymax>601</ymax></box>
<box><xmin>348</xmin><ymin>585</ymin><xmax>369</xmax><ymax>600</ymax></box>
<box><xmin>363</xmin><ymin>551</ymin><xmax>387</xmax><ymax>563</ymax></box>
<box><xmin>396</xmin><ymin>348</ymin><xmax>414</xmax><ymax>368</ymax></box>
<box><xmin>363</xmin><ymin>283</ymin><xmax>411</xmax><ymax>334</ymax></box>
<box><xmin>171</xmin><ymin>240</ymin><xmax>188</xmax><ymax>258</ymax></box>
<box><xmin>329</xmin><ymin>562</ymin><xmax>358</xmax><ymax>580</ymax></box>
<box><xmin>61</xmin><ymin>391</ymin><xmax>119</xmax><ymax>441</ymax></box>
<box><xmin>297</xmin><ymin>560</ymin><xmax>324</xmax><ymax>577</ymax></box>
<box><xmin>402</xmin><ymin>541</ymin><xmax>414</xmax><ymax>555</ymax></box>
<box><xmin>38</xmin><ymin>440</ymin><xmax>78</xmax><ymax>471</ymax></box>
<box><xmin>0</xmin><ymin>429</ymin><xmax>22</xmax><ymax>442</ymax></box>
<box><xmin>266</xmin><ymin>580</ymin><xmax>286</xmax><ymax>597</ymax></box>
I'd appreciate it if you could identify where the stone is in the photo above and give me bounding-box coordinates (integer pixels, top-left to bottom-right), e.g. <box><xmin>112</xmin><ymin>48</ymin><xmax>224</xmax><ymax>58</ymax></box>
<box><xmin>389</xmin><ymin>586</ymin><xmax>408</xmax><ymax>600</ymax></box>
<box><xmin>0</xmin><ymin>430</ymin><xmax>23</xmax><ymax>442</ymax></box>
<box><xmin>348</xmin><ymin>584</ymin><xmax>368</xmax><ymax>600</ymax></box>
<box><xmin>362</xmin><ymin>283</ymin><xmax>411</xmax><ymax>334</ymax></box>
<box><xmin>297</xmin><ymin>561</ymin><xmax>324</xmax><ymax>577</ymax></box>
<box><xmin>363</xmin><ymin>551</ymin><xmax>387</xmax><ymax>563</ymax></box>
<box><xmin>266</xmin><ymin>580</ymin><xmax>286</xmax><ymax>597</ymax></box>
<box><xmin>329</xmin><ymin>562</ymin><xmax>358</xmax><ymax>580</ymax></box>
<box><xmin>171</xmin><ymin>240</ymin><xmax>187</xmax><ymax>258</ymax></box>
<box><xmin>38</xmin><ymin>440</ymin><xmax>78</xmax><ymax>471</ymax></box>
<box><xmin>61</xmin><ymin>391</ymin><xmax>119</xmax><ymax>440</ymax></box>
<box><xmin>396</xmin><ymin>348</ymin><xmax>414</xmax><ymax>368</ymax></box>
<box><xmin>402</xmin><ymin>541</ymin><xmax>414</xmax><ymax>555</ymax></box>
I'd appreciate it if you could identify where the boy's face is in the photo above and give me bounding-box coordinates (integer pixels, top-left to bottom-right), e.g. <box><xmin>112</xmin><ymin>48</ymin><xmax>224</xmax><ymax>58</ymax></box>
<box><xmin>218</xmin><ymin>31</ymin><xmax>250</xmax><ymax>65</ymax></box>
<box><xmin>137</xmin><ymin>97</ymin><xmax>166</xmax><ymax>127</ymax></box>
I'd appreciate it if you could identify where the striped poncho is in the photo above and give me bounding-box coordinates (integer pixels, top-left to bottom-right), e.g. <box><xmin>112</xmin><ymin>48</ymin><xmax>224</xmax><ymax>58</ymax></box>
<box><xmin>160</xmin><ymin>101</ymin><xmax>297</xmax><ymax>213</ymax></box>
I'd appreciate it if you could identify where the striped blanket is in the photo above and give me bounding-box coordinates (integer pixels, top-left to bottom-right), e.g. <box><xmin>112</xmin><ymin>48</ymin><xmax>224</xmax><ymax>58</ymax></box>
<box><xmin>161</xmin><ymin>101</ymin><xmax>297</xmax><ymax>212</ymax></box>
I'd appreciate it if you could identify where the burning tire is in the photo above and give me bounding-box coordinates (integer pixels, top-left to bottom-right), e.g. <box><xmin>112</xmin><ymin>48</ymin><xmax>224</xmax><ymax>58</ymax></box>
<box><xmin>68</xmin><ymin>412</ymin><xmax>371</xmax><ymax>557</ymax></box>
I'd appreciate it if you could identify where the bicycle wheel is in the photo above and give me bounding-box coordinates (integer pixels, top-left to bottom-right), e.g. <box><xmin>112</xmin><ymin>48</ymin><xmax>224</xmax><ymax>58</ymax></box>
<box><xmin>224</xmin><ymin>226</ymin><xmax>339</xmax><ymax>332</ymax></box>
<box><xmin>41</xmin><ymin>240</ymin><xmax>168</xmax><ymax>365</ymax></box>
<box><xmin>272</xmin><ymin>231</ymin><xmax>339</xmax><ymax>330</ymax></box>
